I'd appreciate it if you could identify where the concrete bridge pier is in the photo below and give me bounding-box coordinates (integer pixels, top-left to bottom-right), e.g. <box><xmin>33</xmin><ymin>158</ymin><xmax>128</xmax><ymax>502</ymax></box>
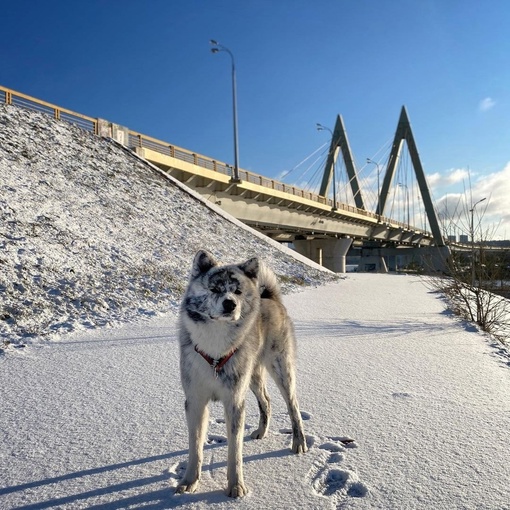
<box><xmin>293</xmin><ymin>237</ymin><xmax>352</xmax><ymax>273</ymax></box>
<box><xmin>358</xmin><ymin>247</ymin><xmax>388</xmax><ymax>273</ymax></box>
<box><xmin>359</xmin><ymin>245</ymin><xmax>451</xmax><ymax>273</ymax></box>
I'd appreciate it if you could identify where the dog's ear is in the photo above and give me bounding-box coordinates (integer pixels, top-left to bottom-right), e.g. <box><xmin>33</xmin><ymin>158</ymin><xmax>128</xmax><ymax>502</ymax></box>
<box><xmin>192</xmin><ymin>250</ymin><xmax>217</xmax><ymax>278</ymax></box>
<box><xmin>239</xmin><ymin>257</ymin><xmax>259</xmax><ymax>280</ymax></box>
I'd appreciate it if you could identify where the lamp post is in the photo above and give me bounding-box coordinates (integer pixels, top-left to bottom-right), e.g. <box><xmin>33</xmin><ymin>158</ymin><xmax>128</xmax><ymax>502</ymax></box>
<box><xmin>366</xmin><ymin>158</ymin><xmax>381</xmax><ymax>222</ymax></box>
<box><xmin>397</xmin><ymin>183</ymin><xmax>410</xmax><ymax>228</ymax></box>
<box><xmin>210</xmin><ymin>39</ymin><xmax>240</xmax><ymax>183</ymax></box>
<box><xmin>316</xmin><ymin>123</ymin><xmax>337</xmax><ymax>211</ymax></box>
<box><xmin>470</xmin><ymin>197</ymin><xmax>486</xmax><ymax>287</ymax></box>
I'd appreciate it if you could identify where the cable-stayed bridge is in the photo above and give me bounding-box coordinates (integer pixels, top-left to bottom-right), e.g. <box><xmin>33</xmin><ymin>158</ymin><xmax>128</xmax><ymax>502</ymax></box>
<box><xmin>1</xmin><ymin>85</ymin><xmax>451</xmax><ymax>272</ymax></box>
<box><xmin>133</xmin><ymin>106</ymin><xmax>450</xmax><ymax>272</ymax></box>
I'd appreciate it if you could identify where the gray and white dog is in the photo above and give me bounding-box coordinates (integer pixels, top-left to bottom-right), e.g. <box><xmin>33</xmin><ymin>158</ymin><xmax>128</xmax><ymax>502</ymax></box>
<box><xmin>176</xmin><ymin>250</ymin><xmax>307</xmax><ymax>498</ymax></box>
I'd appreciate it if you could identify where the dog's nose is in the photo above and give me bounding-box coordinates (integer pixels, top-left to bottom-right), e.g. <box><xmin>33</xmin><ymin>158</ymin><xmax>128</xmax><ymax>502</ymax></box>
<box><xmin>223</xmin><ymin>299</ymin><xmax>237</xmax><ymax>313</ymax></box>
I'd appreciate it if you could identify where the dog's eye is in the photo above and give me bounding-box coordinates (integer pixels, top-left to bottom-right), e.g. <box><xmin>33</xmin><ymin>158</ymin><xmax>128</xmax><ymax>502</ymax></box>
<box><xmin>234</xmin><ymin>289</ymin><xmax>242</xmax><ymax>295</ymax></box>
<box><xmin>211</xmin><ymin>288</ymin><xmax>221</xmax><ymax>294</ymax></box>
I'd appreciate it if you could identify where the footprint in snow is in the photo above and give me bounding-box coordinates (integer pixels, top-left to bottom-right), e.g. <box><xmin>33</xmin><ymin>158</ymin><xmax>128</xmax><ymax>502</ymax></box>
<box><xmin>207</xmin><ymin>434</ymin><xmax>227</xmax><ymax>445</ymax></box>
<box><xmin>392</xmin><ymin>392</ymin><xmax>413</xmax><ymax>399</ymax></box>
<box><xmin>308</xmin><ymin>437</ymin><xmax>368</xmax><ymax>504</ymax></box>
<box><xmin>300</xmin><ymin>410</ymin><xmax>312</xmax><ymax>420</ymax></box>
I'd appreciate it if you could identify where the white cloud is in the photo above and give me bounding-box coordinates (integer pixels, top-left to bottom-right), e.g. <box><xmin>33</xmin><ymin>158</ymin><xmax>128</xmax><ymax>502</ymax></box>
<box><xmin>479</xmin><ymin>97</ymin><xmax>496</xmax><ymax>112</ymax></box>
<box><xmin>446</xmin><ymin>168</ymin><xmax>470</xmax><ymax>185</ymax></box>
<box><xmin>472</xmin><ymin>162</ymin><xmax>510</xmax><ymax>225</ymax></box>
<box><xmin>426</xmin><ymin>167</ymin><xmax>472</xmax><ymax>191</ymax></box>
<box><xmin>426</xmin><ymin>172</ymin><xmax>441</xmax><ymax>189</ymax></box>
<box><xmin>434</xmin><ymin>162</ymin><xmax>510</xmax><ymax>238</ymax></box>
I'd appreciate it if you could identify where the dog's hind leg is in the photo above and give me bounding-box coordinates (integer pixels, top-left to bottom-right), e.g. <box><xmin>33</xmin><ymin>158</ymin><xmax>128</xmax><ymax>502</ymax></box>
<box><xmin>250</xmin><ymin>365</ymin><xmax>271</xmax><ymax>440</ymax></box>
<box><xmin>175</xmin><ymin>396</ymin><xmax>209</xmax><ymax>494</ymax></box>
<box><xmin>269</xmin><ymin>354</ymin><xmax>308</xmax><ymax>454</ymax></box>
<box><xmin>223</xmin><ymin>397</ymin><xmax>248</xmax><ymax>497</ymax></box>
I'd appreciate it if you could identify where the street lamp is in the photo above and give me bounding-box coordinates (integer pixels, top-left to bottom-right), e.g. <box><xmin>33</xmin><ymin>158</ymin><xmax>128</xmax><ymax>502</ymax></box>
<box><xmin>316</xmin><ymin>123</ymin><xmax>337</xmax><ymax>211</ymax></box>
<box><xmin>397</xmin><ymin>182</ymin><xmax>410</xmax><ymax>228</ymax></box>
<box><xmin>470</xmin><ymin>197</ymin><xmax>486</xmax><ymax>287</ymax></box>
<box><xmin>366</xmin><ymin>158</ymin><xmax>381</xmax><ymax>221</ymax></box>
<box><xmin>210</xmin><ymin>39</ymin><xmax>240</xmax><ymax>183</ymax></box>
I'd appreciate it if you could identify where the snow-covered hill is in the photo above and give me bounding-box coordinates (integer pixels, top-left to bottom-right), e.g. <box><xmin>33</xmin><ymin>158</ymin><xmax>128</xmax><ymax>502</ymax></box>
<box><xmin>0</xmin><ymin>104</ymin><xmax>336</xmax><ymax>346</ymax></box>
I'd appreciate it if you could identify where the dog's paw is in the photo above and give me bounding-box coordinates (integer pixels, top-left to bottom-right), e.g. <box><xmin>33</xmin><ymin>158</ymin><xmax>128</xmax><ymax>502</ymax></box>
<box><xmin>226</xmin><ymin>482</ymin><xmax>248</xmax><ymax>498</ymax></box>
<box><xmin>250</xmin><ymin>427</ymin><xmax>267</xmax><ymax>440</ymax></box>
<box><xmin>292</xmin><ymin>432</ymin><xmax>309</xmax><ymax>454</ymax></box>
<box><xmin>175</xmin><ymin>480</ymin><xmax>199</xmax><ymax>495</ymax></box>
<box><xmin>292</xmin><ymin>439</ymin><xmax>308</xmax><ymax>454</ymax></box>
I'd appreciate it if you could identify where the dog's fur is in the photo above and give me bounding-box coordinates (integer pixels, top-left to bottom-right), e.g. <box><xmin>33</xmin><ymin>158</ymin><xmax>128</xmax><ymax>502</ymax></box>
<box><xmin>176</xmin><ymin>250</ymin><xmax>307</xmax><ymax>498</ymax></box>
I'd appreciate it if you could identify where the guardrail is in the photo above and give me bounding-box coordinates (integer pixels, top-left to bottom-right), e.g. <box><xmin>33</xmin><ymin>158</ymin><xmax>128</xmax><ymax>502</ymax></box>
<box><xmin>1</xmin><ymin>84</ymin><xmax>421</xmax><ymax>233</ymax></box>
<box><xmin>1</xmin><ymin>86</ymin><xmax>98</xmax><ymax>134</ymax></box>
<box><xmin>128</xmin><ymin>128</ymin><xmax>340</xmax><ymax>207</ymax></box>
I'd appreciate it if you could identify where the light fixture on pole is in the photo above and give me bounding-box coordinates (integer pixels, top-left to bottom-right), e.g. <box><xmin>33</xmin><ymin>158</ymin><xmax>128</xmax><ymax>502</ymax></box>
<box><xmin>367</xmin><ymin>158</ymin><xmax>382</xmax><ymax>222</ymax></box>
<box><xmin>469</xmin><ymin>197</ymin><xmax>486</xmax><ymax>287</ymax></box>
<box><xmin>210</xmin><ymin>39</ymin><xmax>240</xmax><ymax>183</ymax></box>
<box><xmin>316</xmin><ymin>123</ymin><xmax>337</xmax><ymax>211</ymax></box>
<box><xmin>397</xmin><ymin>182</ymin><xmax>410</xmax><ymax>228</ymax></box>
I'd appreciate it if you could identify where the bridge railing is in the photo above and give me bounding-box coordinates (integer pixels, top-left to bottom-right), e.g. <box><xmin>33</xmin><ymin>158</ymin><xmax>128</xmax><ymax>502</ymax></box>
<box><xmin>1</xmin><ymin>86</ymin><xmax>98</xmax><ymax>134</ymax></box>
<box><xmin>1</xmin><ymin>84</ymin><xmax>421</xmax><ymax>233</ymax></box>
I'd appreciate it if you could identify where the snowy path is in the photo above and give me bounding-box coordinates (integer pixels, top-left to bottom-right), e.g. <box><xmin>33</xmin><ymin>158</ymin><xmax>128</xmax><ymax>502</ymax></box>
<box><xmin>1</xmin><ymin>274</ymin><xmax>510</xmax><ymax>509</ymax></box>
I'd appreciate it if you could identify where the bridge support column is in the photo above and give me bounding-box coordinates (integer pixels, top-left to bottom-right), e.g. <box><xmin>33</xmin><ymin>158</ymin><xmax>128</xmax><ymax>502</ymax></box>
<box><xmin>359</xmin><ymin>247</ymin><xmax>388</xmax><ymax>273</ymax></box>
<box><xmin>359</xmin><ymin>245</ymin><xmax>451</xmax><ymax>273</ymax></box>
<box><xmin>418</xmin><ymin>245</ymin><xmax>451</xmax><ymax>273</ymax></box>
<box><xmin>293</xmin><ymin>237</ymin><xmax>352</xmax><ymax>273</ymax></box>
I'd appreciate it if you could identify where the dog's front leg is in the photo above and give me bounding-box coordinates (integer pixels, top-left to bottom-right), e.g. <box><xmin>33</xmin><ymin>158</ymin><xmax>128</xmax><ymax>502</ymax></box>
<box><xmin>224</xmin><ymin>398</ymin><xmax>247</xmax><ymax>498</ymax></box>
<box><xmin>176</xmin><ymin>396</ymin><xmax>209</xmax><ymax>494</ymax></box>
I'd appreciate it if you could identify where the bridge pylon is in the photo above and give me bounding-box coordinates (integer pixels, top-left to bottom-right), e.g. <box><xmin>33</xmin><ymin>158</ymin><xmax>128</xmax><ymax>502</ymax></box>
<box><xmin>319</xmin><ymin>114</ymin><xmax>365</xmax><ymax>210</ymax></box>
<box><xmin>378</xmin><ymin>106</ymin><xmax>445</xmax><ymax>247</ymax></box>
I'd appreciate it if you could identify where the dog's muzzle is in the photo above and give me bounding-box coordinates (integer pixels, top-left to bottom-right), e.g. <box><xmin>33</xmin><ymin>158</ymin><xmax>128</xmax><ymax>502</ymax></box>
<box><xmin>210</xmin><ymin>298</ymin><xmax>240</xmax><ymax>321</ymax></box>
<box><xmin>222</xmin><ymin>299</ymin><xmax>236</xmax><ymax>313</ymax></box>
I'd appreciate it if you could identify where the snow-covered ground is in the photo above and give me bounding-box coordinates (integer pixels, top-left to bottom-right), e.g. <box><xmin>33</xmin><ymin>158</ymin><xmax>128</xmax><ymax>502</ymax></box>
<box><xmin>1</xmin><ymin>103</ymin><xmax>510</xmax><ymax>509</ymax></box>
<box><xmin>1</xmin><ymin>274</ymin><xmax>510</xmax><ymax>509</ymax></box>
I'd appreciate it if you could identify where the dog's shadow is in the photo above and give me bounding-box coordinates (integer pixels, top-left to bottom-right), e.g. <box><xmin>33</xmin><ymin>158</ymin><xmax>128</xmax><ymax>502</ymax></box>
<box><xmin>1</xmin><ymin>441</ymin><xmax>293</xmax><ymax>509</ymax></box>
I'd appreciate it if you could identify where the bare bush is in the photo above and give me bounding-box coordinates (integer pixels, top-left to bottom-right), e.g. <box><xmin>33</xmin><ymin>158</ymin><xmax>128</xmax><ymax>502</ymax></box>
<box><xmin>427</xmin><ymin>187</ymin><xmax>510</xmax><ymax>345</ymax></box>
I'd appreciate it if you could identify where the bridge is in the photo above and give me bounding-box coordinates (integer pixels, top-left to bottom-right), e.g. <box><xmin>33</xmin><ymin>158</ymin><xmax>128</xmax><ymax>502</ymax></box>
<box><xmin>129</xmin><ymin>106</ymin><xmax>449</xmax><ymax>273</ymax></box>
<box><xmin>1</xmin><ymin>85</ymin><xmax>450</xmax><ymax>272</ymax></box>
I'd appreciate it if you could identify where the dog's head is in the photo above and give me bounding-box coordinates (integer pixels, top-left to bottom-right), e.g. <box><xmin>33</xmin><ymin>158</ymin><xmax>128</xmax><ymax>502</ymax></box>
<box><xmin>183</xmin><ymin>250</ymin><xmax>260</xmax><ymax>323</ymax></box>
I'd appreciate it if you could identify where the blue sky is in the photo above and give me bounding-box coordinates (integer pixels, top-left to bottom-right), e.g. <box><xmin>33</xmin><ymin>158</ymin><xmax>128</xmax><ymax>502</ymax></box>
<box><xmin>2</xmin><ymin>0</ymin><xmax>509</xmax><ymax>236</ymax></box>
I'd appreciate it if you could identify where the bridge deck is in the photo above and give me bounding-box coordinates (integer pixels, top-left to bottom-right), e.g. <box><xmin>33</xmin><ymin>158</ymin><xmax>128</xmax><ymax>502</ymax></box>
<box><xmin>138</xmin><ymin>147</ymin><xmax>434</xmax><ymax>247</ymax></box>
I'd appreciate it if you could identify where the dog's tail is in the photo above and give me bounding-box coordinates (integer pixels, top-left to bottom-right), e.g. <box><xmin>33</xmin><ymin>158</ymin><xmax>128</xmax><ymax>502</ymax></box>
<box><xmin>258</xmin><ymin>262</ymin><xmax>282</xmax><ymax>301</ymax></box>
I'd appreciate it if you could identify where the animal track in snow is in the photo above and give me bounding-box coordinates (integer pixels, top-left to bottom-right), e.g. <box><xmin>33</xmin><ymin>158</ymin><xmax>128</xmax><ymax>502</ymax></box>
<box><xmin>309</xmin><ymin>437</ymin><xmax>368</xmax><ymax>504</ymax></box>
<box><xmin>207</xmin><ymin>434</ymin><xmax>227</xmax><ymax>445</ymax></box>
<box><xmin>300</xmin><ymin>410</ymin><xmax>312</xmax><ymax>420</ymax></box>
<box><xmin>392</xmin><ymin>392</ymin><xmax>413</xmax><ymax>399</ymax></box>
<box><xmin>328</xmin><ymin>436</ymin><xmax>357</xmax><ymax>448</ymax></box>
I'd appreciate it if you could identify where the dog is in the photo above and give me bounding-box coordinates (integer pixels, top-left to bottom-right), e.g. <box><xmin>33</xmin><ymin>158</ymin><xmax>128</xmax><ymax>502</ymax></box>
<box><xmin>175</xmin><ymin>250</ymin><xmax>307</xmax><ymax>498</ymax></box>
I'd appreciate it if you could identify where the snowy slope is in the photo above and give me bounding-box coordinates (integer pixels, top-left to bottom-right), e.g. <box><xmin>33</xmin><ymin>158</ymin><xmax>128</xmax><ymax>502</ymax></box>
<box><xmin>1</xmin><ymin>274</ymin><xmax>509</xmax><ymax>509</ymax></box>
<box><xmin>0</xmin><ymin>104</ymin><xmax>335</xmax><ymax>346</ymax></box>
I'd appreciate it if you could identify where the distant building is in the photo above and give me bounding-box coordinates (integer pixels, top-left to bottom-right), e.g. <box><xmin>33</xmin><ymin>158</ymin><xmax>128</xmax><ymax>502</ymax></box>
<box><xmin>448</xmin><ymin>235</ymin><xmax>457</xmax><ymax>243</ymax></box>
<box><xmin>459</xmin><ymin>234</ymin><xmax>469</xmax><ymax>243</ymax></box>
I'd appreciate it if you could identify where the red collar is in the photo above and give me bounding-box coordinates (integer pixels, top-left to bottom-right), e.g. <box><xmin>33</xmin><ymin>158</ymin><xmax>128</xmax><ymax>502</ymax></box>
<box><xmin>194</xmin><ymin>345</ymin><xmax>238</xmax><ymax>377</ymax></box>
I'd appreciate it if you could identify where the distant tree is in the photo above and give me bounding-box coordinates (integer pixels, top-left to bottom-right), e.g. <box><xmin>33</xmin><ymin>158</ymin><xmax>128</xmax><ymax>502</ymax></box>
<box><xmin>427</xmin><ymin>187</ymin><xmax>509</xmax><ymax>344</ymax></box>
